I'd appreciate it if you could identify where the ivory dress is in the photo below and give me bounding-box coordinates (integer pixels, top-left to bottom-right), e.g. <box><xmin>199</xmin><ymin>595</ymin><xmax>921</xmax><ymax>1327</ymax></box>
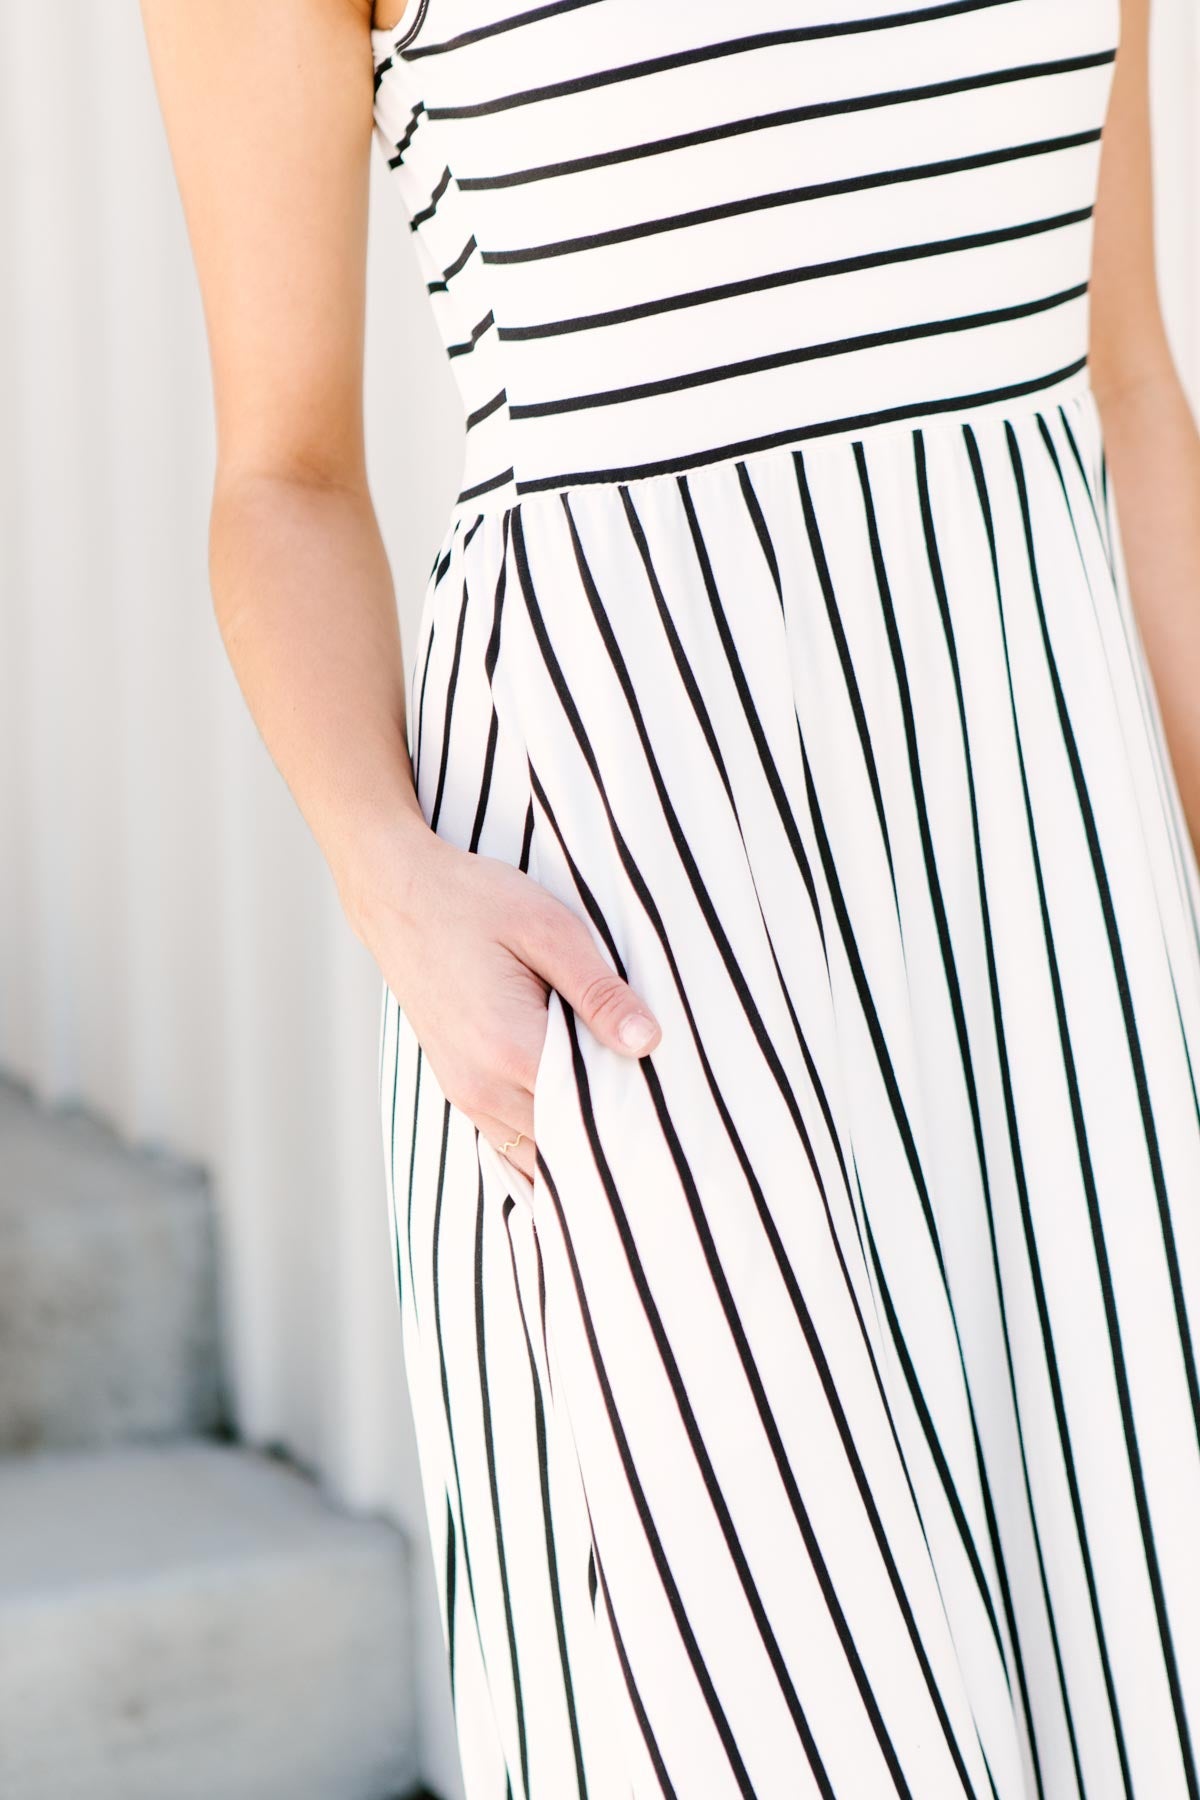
<box><xmin>373</xmin><ymin>2</ymin><xmax>1200</xmax><ymax>1794</ymax></box>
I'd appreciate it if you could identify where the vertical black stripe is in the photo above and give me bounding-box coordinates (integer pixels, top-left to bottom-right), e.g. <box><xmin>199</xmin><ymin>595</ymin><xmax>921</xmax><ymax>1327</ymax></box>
<box><xmin>1005</xmin><ymin>424</ymin><xmax>1200</xmax><ymax>1797</ymax></box>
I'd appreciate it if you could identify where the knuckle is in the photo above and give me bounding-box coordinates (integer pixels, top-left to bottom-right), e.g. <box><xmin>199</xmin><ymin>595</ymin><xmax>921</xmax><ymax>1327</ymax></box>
<box><xmin>526</xmin><ymin>900</ymin><xmax>586</xmax><ymax>971</ymax></box>
<box><xmin>577</xmin><ymin>968</ymin><xmax>627</xmax><ymax>1022</ymax></box>
<box><xmin>447</xmin><ymin>1060</ymin><xmax>496</xmax><ymax>1118</ymax></box>
<box><xmin>470</xmin><ymin>1029</ymin><xmax>527</xmax><ymax>1109</ymax></box>
<box><xmin>484</xmin><ymin>1024</ymin><xmax>526</xmax><ymax>1086</ymax></box>
<box><xmin>520</xmin><ymin>897</ymin><xmax>561</xmax><ymax>951</ymax></box>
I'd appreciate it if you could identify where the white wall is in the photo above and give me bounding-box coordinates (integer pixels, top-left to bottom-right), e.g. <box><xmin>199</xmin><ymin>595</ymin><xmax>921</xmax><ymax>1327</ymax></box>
<box><xmin>0</xmin><ymin>4</ymin><xmax>1195</xmax><ymax>1796</ymax></box>
<box><xmin>0</xmin><ymin>4</ymin><xmax>467</xmax><ymax>1791</ymax></box>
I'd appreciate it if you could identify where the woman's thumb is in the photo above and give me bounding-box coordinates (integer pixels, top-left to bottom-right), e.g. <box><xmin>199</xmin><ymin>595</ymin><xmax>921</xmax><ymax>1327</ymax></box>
<box><xmin>539</xmin><ymin>923</ymin><xmax>660</xmax><ymax>1057</ymax></box>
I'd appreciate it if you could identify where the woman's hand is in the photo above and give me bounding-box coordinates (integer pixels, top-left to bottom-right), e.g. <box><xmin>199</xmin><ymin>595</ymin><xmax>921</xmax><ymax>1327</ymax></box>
<box><xmin>351</xmin><ymin>823</ymin><xmax>662</xmax><ymax>1184</ymax></box>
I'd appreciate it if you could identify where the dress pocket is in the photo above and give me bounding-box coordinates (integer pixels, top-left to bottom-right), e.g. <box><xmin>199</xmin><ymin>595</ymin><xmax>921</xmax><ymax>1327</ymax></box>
<box><xmin>477</xmin><ymin>983</ymin><xmax>567</xmax><ymax>1233</ymax></box>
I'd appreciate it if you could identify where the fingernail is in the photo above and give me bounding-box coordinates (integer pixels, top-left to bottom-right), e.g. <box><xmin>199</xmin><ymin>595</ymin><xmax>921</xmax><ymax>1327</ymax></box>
<box><xmin>618</xmin><ymin>1012</ymin><xmax>657</xmax><ymax>1053</ymax></box>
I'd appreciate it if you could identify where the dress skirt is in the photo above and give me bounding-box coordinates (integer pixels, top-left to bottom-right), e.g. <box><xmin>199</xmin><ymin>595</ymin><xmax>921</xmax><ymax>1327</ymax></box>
<box><xmin>378</xmin><ymin>374</ymin><xmax>1200</xmax><ymax>1798</ymax></box>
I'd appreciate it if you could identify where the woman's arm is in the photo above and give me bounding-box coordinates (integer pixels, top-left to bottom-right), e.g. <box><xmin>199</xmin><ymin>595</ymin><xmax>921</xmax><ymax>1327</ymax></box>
<box><xmin>1090</xmin><ymin>0</ymin><xmax>1200</xmax><ymax>859</ymax></box>
<box><xmin>141</xmin><ymin>0</ymin><xmax>416</xmax><ymax>906</ymax></box>
<box><xmin>138</xmin><ymin>0</ymin><xmax>660</xmax><ymax>1180</ymax></box>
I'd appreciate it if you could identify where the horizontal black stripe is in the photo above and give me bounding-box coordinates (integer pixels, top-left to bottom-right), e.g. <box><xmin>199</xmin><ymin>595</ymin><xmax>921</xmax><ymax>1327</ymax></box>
<box><xmin>496</xmin><ymin>208</ymin><xmax>1092</xmax><ymax>340</ymax></box>
<box><xmin>456</xmin><ymin>465</ymin><xmax>515</xmax><ymax>504</ymax></box>
<box><xmin>409</xmin><ymin>164</ymin><xmax>451</xmax><ymax>228</ymax></box>
<box><xmin>446</xmin><ymin>311</ymin><xmax>496</xmax><ymax>358</ymax></box>
<box><xmin>404</xmin><ymin>0</ymin><xmax>1018</xmax><ymax>62</ymax></box>
<box><xmin>510</xmin><ymin>355</ymin><xmax>1089</xmax><ymax>492</ymax></box>
<box><xmin>404</xmin><ymin>0</ymin><xmax>606</xmax><ymax>60</ymax></box>
<box><xmin>392</xmin><ymin>0</ymin><xmax>429</xmax><ymax>50</ymax></box>
<box><xmin>480</xmin><ymin>129</ymin><xmax>1102</xmax><ymax>264</ymax></box>
<box><xmin>466</xmin><ymin>388</ymin><xmax>509</xmax><ymax>429</ymax></box>
<box><xmin>508</xmin><ymin>285</ymin><xmax>1087</xmax><ymax>418</ymax></box>
<box><xmin>386</xmin><ymin>101</ymin><xmax>425</xmax><ymax>169</ymax></box>
<box><xmin>428</xmin><ymin>40</ymin><xmax>1109</xmax><ymax>124</ymax></box>
<box><xmin>427</xmin><ymin>235</ymin><xmax>479</xmax><ymax>294</ymax></box>
<box><xmin>442</xmin><ymin>235</ymin><xmax>477</xmax><ymax>280</ymax></box>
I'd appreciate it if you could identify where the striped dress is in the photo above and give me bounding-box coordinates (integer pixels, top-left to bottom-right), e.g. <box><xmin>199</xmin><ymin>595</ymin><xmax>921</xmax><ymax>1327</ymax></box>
<box><xmin>372</xmin><ymin>4</ymin><xmax>1200</xmax><ymax>1796</ymax></box>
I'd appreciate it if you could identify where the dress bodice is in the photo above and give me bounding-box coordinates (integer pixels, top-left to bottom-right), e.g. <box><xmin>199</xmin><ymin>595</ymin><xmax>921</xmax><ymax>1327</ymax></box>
<box><xmin>370</xmin><ymin>0</ymin><xmax>1119</xmax><ymax>518</ymax></box>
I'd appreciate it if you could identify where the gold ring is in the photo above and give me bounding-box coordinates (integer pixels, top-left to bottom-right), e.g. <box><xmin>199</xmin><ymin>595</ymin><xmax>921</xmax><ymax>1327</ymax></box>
<box><xmin>499</xmin><ymin>1131</ymin><xmax>526</xmax><ymax>1155</ymax></box>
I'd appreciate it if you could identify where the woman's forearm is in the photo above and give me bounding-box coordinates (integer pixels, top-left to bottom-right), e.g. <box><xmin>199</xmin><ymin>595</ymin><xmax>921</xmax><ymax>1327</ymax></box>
<box><xmin>1096</xmin><ymin>367</ymin><xmax>1200</xmax><ymax>861</ymax></box>
<box><xmin>208</xmin><ymin>468</ymin><xmax>432</xmax><ymax>935</ymax></box>
<box><xmin>206</xmin><ymin>462</ymin><xmax>661</xmax><ymax>1145</ymax></box>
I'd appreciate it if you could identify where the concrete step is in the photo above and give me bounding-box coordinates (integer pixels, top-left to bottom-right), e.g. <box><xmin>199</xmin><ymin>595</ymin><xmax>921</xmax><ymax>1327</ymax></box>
<box><xmin>0</xmin><ymin>1440</ymin><xmax>418</xmax><ymax>1800</ymax></box>
<box><xmin>0</xmin><ymin>1077</ymin><xmax>226</xmax><ymax>1449</ymax></box>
